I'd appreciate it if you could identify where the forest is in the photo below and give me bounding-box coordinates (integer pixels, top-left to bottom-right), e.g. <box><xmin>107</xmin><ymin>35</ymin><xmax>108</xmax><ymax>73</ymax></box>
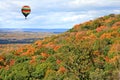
<box><xmin>0</xmin><ymin>14</ymin><xmax>120</xmax><ymax>80</ymax></box>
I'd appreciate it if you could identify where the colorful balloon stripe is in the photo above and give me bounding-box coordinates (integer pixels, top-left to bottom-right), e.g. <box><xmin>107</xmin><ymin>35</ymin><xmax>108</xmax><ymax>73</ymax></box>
<box><xmin>22</xmin><ymin>10</ymin><xmax>30</xmax><ymax>12</ymax></box>
<box><xmin>21</xmin><ymin>5</ymin><xmax>31</xmax><ymax>18</ymax></box>
<box><xmin>22</xmin><ymin>7</ymin><xmax>30</xmax><ymax>10</ymax></box>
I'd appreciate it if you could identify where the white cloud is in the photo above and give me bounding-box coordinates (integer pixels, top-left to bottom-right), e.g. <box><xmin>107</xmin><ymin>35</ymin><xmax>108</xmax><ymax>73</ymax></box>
<box><xmin>68</xmin><ymin>0</ymin><xmax>120</xmax><ymax>7</ymax></box>
<box><xmin>0</xmin><ymin>0</ymin><xmax>120</xmax><ymax>29</ymax></box>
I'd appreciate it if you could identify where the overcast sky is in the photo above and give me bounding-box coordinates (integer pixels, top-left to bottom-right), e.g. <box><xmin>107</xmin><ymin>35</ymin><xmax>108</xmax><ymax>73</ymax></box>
<box><xmin>0</xmin><ymin>0</ymin><xmax>120</xmax><ymax>29</ymax></box>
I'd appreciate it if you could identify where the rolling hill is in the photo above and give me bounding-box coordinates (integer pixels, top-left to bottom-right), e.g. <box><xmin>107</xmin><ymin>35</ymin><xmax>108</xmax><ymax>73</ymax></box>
<box><xmin>0</xmin><ymin>14</ymin><xmax>120</xmax><ymax>80</ymax></box>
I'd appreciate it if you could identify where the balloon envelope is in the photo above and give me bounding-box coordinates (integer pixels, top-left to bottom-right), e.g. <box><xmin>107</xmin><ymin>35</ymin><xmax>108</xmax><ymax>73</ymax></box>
<box><xmin>21</xmin><ymin>5</ymin><xmax>31</xmax><ymax>19</ymax></box>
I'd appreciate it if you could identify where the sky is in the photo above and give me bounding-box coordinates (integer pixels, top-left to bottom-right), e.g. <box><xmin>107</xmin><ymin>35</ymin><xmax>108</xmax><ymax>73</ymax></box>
<box><xmin>0</xmin><ymin>0</ymin><xmax>120</xmax><ymax>29</ymax></box>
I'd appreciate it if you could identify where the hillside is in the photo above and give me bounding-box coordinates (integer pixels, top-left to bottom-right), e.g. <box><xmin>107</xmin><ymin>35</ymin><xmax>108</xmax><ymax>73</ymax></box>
<box><xmin>0</xmin><ymin>14</ymin><xmax>120</xmax><ymax>80</ymax></box>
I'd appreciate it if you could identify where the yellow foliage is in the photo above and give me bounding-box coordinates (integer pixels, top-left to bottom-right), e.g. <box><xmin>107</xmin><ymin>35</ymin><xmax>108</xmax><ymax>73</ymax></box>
<box><xmin>100</xmin><ymin>33</ymin><xmax>112</xmax><ymax>39</ymax></box>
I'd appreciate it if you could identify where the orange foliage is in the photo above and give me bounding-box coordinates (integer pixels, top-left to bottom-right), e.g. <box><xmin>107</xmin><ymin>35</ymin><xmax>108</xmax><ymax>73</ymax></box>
<box><xmin>96</xmin><ymin>26</ymin><xmax>107</xmax><ymax>32</ymax></box>
<box><xmin>75</xmin><ymin>31</ymin><xmax>86</xmax><ymax>40</ymax></box>
<box><xmin>85</xmin><ymin>21</ymin><xmax>92</xmax><ymax>25</ymax></box>
<box><xmin>30</xmin><ymin>56</ymin><xmax>37</xmax><ymax>64</ymax></box>
<box><xmin>41</xmin><ymin>53</ymin><xmax>49</xmax><ymax>58</ymax></box>
<box><xmin>58</xmin><ymin>66</ymin><xmax>66</xmax><ymax>73</ymax></box>
<box><xmin>105</xmin><ymin>19</ymin><xmax>111</xmax><ymax>23</ymax></box>
<box><xmin>35</xmin><ymin>40</ymin><xmax>42</xmax><ymax>48</ymax></box>
<box><xmin>89</xmin><ymin>34</ymin><xmax>97</xmax><ymax>40</ymax></box>
<box><xmin>111</xmin><ymin>31</ymin><xmax>120</xmax><ymax>37</ymax></box>
<box><xmin>109</xmin><ymin>43</ymin><xmax>120</xmax><ymax>53</ymax></box>
<box><xmin>100</xmin><ymin>33</ymin><xmax>112</xmax><ymax>39</ymax></box>
<box><xmin>93</xmin><ymin>51</ymin><xmax>100</xmax><ymax>56</ymax></box>
<box><xmin>0</xmin><ymin>66</ymin><xmax>3</xmax><ymax>69</ymax></box>
<box><xmin>80</xmin><ymin>34</ymin><xmax>96</xmax><ymax>41</ymax></box>
<box><xmin>54</xmin><ymin>45</ymin><xmax>61</xmax><ymax>51</ymax></box>
<box><xmin>5</xmin><ymin>65</ymin><xmax>9</xmax><ymax>70</ymax></box>
<box><xmin>70</xmin><ymin>32</ymin><xmax>76</xmax><ymax>37</ymax></box>
<box><xmin>74</xmin><ymin>24</ymin><xmax>81</xmax><ymax>30</ymax></box>
<box><xmin>16</xmin><ymin>47</ymin><xmax>24</xmax><ymax>55</ymax></box>
<box><xmin>44</xmin><ymin>42</ymin><xmax>56</xmax><ymax>49</ymax></box>
<box><xmin>21</xmin><ymin>51</ymin><xmax>33</xmax><ymax>56</ymax></box>
<box><xmin>112</xmin><ymin>21</ymin><xmax>120</xmax><ymax>27</ymax></box>
<box><xmin>30</xmin><ymin>59</ymin><xmax>36</xmax><ymax>64</ymax></box>
<box><xmin>21</xmin><ymin>46</ymin><xmax>35</xmax><ymax>56</ymax></box>
<box><xmin>40</xmin><ymin>59</ymin><xmax>46</xmax><ymax>62</ymax></box>
<box><xmin>109</xmin><ymin>56</ymin><xmax>119</xmax><ymax>63</ymax></box>
<box><xmin>32</xmin><ymin>56</ymin><xmax>37</xmax><ymax>60</ymax></box>
<box><xmin>81</xmin><ymin>36</ymin><xmax>89</xmax><ymax>40</ymax></box>
<box><xmin>0</xmin><ymin>56</ymin><xmax>4</xmax><ymax>62</ymax></box>
<box><xmin>111</xmin><ymin>26</ymin><xmax>119</xmax><ymax>30</ymax></box>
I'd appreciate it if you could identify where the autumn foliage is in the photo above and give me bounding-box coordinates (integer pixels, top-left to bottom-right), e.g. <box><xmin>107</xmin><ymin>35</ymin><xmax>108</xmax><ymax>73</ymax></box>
<box><xmin>0</xmin><ymin>14</ymin><xmax>120</xmax><ymax>80</ymax></box>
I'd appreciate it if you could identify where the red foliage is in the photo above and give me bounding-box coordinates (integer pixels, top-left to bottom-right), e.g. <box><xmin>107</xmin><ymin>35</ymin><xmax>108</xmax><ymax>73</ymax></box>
<box><xmin>56</xmin><ymin>59</ymin><xmax>62</xmax><ymax>64</ymax></box>
<box><xmin>9</xmin><ymin>59</ymin><xmax>15</xmax><ymax>66</ymax></box>
<box><xmin>104</xmin><ymin>56</ymin><xmax>110</xmax><ymax>62</ymax></box>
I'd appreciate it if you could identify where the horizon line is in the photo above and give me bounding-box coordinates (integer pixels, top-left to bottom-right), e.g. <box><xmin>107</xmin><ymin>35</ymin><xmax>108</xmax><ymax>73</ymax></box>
<box><xmin>0</xmin><ymin>28</ymin><xmax>70</xmax><ymax>29</ymax></box>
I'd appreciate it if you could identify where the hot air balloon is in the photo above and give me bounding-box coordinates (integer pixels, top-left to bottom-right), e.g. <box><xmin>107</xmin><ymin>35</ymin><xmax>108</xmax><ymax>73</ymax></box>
<box><xmin>21</xmin><ymin>5</ymin><xmax>31</xmax><ymax>19</ymax></box>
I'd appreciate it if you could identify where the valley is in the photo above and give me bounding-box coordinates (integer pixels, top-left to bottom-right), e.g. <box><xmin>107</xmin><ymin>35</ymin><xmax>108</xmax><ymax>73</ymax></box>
<box><xmin>0</xmin><ymin>29</ymin><xmax>67</xmax><ymax>54</ymax></box>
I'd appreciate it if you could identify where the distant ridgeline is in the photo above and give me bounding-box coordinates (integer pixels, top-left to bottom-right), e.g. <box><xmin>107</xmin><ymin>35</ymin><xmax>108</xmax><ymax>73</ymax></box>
<box><xmin>0</xmin><ymin>14</ymin><xmax>120</xmax><ymax>80</ymax></box>
<box><xmin>0</xmin><ymin>29</ymin><xmax>68</xmax><ymax>44</ymax></box>
<box><xmin>0</xmin><ymin>38</ymin><xmax>42</xmax><ymax>44</ymax></box>
<box><xmin>0</xmin><ymin>28</ymin><xmax>68</xmax><ymax>33</ymax></box>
